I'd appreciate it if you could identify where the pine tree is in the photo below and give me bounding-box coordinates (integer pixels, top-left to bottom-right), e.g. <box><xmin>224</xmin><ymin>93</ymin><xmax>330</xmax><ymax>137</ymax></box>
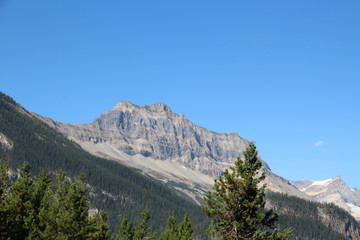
<box><xmin>178</xmin><ymin>213</ymin><xmax>194</xmax><ymax>240</ymax></box>
<box><xmin>37</xmin><ymin>181</ymin><xmax>57</xmax><ymax>239</ymax></box>
<box><xmin>67</xmin><ymin>172</ymin><xmax>91</xmax><ymax>239</ymax></box>
<box><xmin>160</xmin><ymin>212</ymin><xmax>194</xmax><ymax>240</ymax></box>
<box><xmin>0</xmin><ymin>162</ymin><xmax>9</xmax><ymax>239</ymax></box>
<box><xmin>133</xmin><ymin>208</ymin><xmax>157</xmax><ymax>240</ymax></box>
<box><xmin>26</xmin><ymin>170</ymin><xmax>52</xmax><ymax>239</ymax></box>
<box><xmin>202</xmin><ymin>142</ymin><xmax>291</xmax><ymax>240</ymax></box>
<box><xmin>0</xmin><ymin>162</ymin><xmax>8</xmax><ymax>202</ymax></box>
<box><xmin>160</xmin><ymin>213</ymin><xmax>178</xmax><ymax>240</ymax></box>
<box><xmin>117</xmin><ymin>215</ymin><xmax>134</xmax><ymax>240</ymax></box>
<box><xmin>5</xmin><ymin>162</ymin><xmax>33</xmax><ymax>240</ymax></box>
<box><xmin>0</xmin><ymin>163</ymin><xmax>111</xmax><ymax>240</ymax></box>
<box><xmin>88</xmin><ymin>211</ymin><xmax>111</xmax><ymax>240</ymax></box>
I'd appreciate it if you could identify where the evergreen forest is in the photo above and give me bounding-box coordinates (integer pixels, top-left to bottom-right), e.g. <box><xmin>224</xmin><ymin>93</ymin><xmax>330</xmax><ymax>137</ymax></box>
<box><xmin>1</xmin><ymin>92</ymin><xmax>360</xmax><ymax>239</ymax></box>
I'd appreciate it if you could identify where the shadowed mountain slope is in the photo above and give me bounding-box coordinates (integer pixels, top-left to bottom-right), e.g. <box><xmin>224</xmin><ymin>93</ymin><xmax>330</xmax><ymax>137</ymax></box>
<box><xmin>1</xmin><ymin>92</ymin><xmax>360</xmax><ymax>239</ymax></box>
<box><xmin>0</xmin><ymin>92</ymin><xmax>210</xmax><ymax>236</ymax></box>
<box><xmin>36</xmin><ymin>100</ymin><xmax>308</xmax><ymax>203</ymax></box>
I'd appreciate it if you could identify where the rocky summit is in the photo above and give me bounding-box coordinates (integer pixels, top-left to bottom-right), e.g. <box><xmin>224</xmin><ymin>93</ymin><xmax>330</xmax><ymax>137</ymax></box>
<box><xmin>35</xmin><ymin>101</ymin><xmax>307</xmax><ymax>203</ymax></box>
<box><xmin>292</xmin><ymin>177</ymin><xmax>360</xmax><ymax>221</ymax></box>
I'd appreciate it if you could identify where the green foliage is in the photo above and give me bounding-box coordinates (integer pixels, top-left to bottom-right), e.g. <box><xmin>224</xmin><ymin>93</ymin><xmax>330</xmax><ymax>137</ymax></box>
<box><xmin>0</xmin><ymin>91</ymin><xmax>209</xmax><ymax>237</ymax></box>
<box><xmin>0</xmin><ymin>162</ymin><xmax>8</xmax><ymax>232</ymax></box>
<box><xmin>267</xmin><ymin>192</ymin><xmax>360</xmax><ymax>240</ymax></box>
<box><xmin>117</xmin><ymin>215</ymin><xmax>134</xmax><ymax>240</ymax></box>
<box><xmin>202</xmin><ymin>143</ymin><xmax>291</xmax><ymax>240</ymax></box>
<box><xmin>252</xmin><ymin>229</ymin><xmax>293</xmax><ymax>240</ymax></box>
<box><xmin>160</xmin><ymin>213</ymin><xmax>178</xmax><ymax>240</ymax></box>
<box><xmin>133</xmin><ymin>208</ymin><xmax>157</xmax><ymax>240</ymax></box>
<box><xmin>0</xmin><ymin>162</ymin><xmax>110</xmax><ymax>240</ymax></box>
<box><xmin>1</xmin><ymin>161</ymin><xmax>195</xmax><ymax>240</ymax></box>
<box><xmin>160</xmin><ymin>212</ymin><xmax>194</xmax><ymax>240</ymax></box>
<box><xmin>116</xmin><ymin>211</ymin><xmax>194</xmax><ymax>240</ymax></box>
<box><xmin>178</xmin><ymin>213</ymin><xmax>194</xmax><ymax>240</ymax></box>
<box><xmin>88</xmin><ymin>211</ymin><xmax>111</xmax><ymax>240</ymax></box>
<box><xmin>4</xmin><ymin>162</ymin><xmax>34</xmax><ymax>239</ymax></box>
<box><xmin>1</xmin><ymin>92</ymin><xmax>359</xmax><ymax>240</ymax></box>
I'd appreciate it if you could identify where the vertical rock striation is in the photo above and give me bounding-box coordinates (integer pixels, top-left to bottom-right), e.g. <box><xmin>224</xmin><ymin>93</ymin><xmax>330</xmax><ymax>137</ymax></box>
<box><xmin>35</xmin><ymin>101</ymin><xmax>308</xmax><ymax>201</ymax></box>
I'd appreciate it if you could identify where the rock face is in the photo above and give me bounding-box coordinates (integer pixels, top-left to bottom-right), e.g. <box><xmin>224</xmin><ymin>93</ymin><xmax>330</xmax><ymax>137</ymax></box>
<box><xmin>92</xmin><ymin>101</ymin><xmax>249</xmax><ymax>177</ymax></box>
<box><xmin>292</xmin><ymin>177</ymin><xmax>360</xmax><ymax>221</ymax></box>
<box><xmin>0</xmin><ymin>132</ymin><xmax>13</xmax><ymax>151</ymax></box>
<box><xmin>35</xmin><ymin>101</ymin><xmax>308</xmax><ymax>202</ymax></box>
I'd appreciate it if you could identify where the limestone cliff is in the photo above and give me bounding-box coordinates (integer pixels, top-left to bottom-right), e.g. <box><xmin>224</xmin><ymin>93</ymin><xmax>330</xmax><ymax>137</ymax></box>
<box><xmin>34</xmin><ymin>101</ymin><xmax>308</xmax><ymax>202</ymax></box>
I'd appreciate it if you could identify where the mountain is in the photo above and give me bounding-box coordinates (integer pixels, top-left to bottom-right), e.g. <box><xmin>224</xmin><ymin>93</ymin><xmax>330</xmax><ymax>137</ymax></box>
<box><xmin>292</xmin><ymin>177</ymin><xmax>360</xmax><ymax>221</ymax></box>
<box><xmin>35</xmin><ymin>101</ymin><xmax>308</xmax><ymax>203</ymax></box>
<box><xmin>267</xmin><ymin>192</ymin><xmax>360</xmax><ymax>239</ymax></box>
<box><xmin>0</xmin><ymin>92</ymin><xmax>210</xmax><ymax>236</ymax></box>
<box><xmin>2</xmin><ymin>92</ymin><xmax>360</xmax><ymax>239</ymax></box>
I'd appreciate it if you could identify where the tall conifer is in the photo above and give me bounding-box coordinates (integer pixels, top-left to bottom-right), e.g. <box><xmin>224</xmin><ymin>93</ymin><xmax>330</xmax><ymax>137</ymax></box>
<box><xmin>133</xmin><ymin>208</ymin><xmax>157</xmax><ymax>240</ymax></box>
<box><xmin>160</xmin><ymin>213</ymin><xmax>178</xmax><ymax>240</ymax></box>
<box><xmin>117</xmin><ymin>215</ymin><xmax>134</xmax><ymax>240</ymax></box>
<box><xmin>178</xmin><ymin>213</ymin><xmax>194</xmax><ymax>240</ymax></box>
<box><xmin>202</xmin><ymin>143</ymin><xmax>291</xmax><ymax>240</ymax></box>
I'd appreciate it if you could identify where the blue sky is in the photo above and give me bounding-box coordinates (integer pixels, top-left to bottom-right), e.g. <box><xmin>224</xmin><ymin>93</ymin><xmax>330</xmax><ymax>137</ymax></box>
<box><xmin>1</xmin><ymin>1</ymin><xmax>359</xmax><ymax>188</ymax></box>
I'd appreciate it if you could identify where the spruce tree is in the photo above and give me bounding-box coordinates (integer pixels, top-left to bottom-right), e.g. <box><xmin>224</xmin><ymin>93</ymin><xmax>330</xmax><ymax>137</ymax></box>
<box><xmin>88</xmin><ymin>211</ymin><xmax>111</xmax><ymax>240</ymax></box>
<box><xmin>160</xmin><ymin>213</ymin><xmax>178</xmax><ymax>240</ymax></box>
<box><xmin>160</xmin><ymin>212</ymin><xmax>194</xmax><ymax>240</ymax></box>
<box><xmin>5</xmin><ymin>162</ymin><xmax>33</xmax><ymax>240</ymax></box>
<box><xmin>0</xmin><ymin>162</ymin><xmax>9</xmax><ymax>239</ymax></box>
<box><xmin>0</xmin><ymin>163</ymin><xmax>111</xmax><ymax>240</ymax></box>
<box><xmin>178</xmin><ymin>213</ymin><xmax>194</xmax><ymax>240</ymax></box>
<box><xmin>0</xmin><ymin>162</ymin><xmax>8</xmax><ymax>203</ymax></box>
<box><xmin>117</xmin><ymin>215</ymin><xmax>134</xmax><ymax>240</ymax></box>
<box><xmin>202</xmin><ymin>143</ymin><xmax>291</xmax><ymax>240</ymax></box>
<box><xmin>133</xmin><ymin>208</ymin><xmax>157</xmax><ymax>240</ymax></box>
<box><xmin>26</xmin><ymin>170</ymin><xmax>52</xmax><ymax>239</ymax></box>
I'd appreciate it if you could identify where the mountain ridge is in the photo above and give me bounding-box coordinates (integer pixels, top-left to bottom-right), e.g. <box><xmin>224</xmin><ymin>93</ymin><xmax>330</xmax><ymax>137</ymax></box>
<box><xmin>37</xmin><ymin>100</ymin><xmax>360</xmax><ymax>221</ymax></box>
<box><xmin>2</xmin><ymin>92</ymin><xmax>360</xmax><ymax>239</ymax></box>
<box><xmin>35</xmin><ymin>100</ymin><xmax>309</xmax><ymax>203</ymax></box>
<box><xmin>292</xmin><ymin>176</ymin><xmax>360</xmax><ymax>221</ymax></box>
<box><xmin>0</xmin><ymin>92</ymin><xmax>211</xmax><ymax>235</ymax></box>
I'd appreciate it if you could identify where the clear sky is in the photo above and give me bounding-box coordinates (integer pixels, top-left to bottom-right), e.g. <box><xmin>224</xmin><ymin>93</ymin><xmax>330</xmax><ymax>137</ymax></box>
<box><xmin>1</xmin><ymin>1</ymin><xmax>359</xmax><ymax>188</ymax></box>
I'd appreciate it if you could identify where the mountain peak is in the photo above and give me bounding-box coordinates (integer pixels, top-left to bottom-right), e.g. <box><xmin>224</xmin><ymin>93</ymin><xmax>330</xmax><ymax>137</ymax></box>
<box><xmin>146</xmin><ymin>102</ymin><xmax>171</xmax><ymax>112</ymax></box>
<box><xmin>113</xmin><ymin>101</ymin><xmax>136</xmax><ymax>110</ymax></box>
<box><xmin>293</xmin><ymin>176</ymin><xmax>345</xmax><ymax>191</ymax></box>
<box><xmin>291</xmin><ymin>176</ymin><xmax>360</xmax><ymax>220</ymax></box>
<box><xmin>113</xmin><ymin>101</ymin><xmax>171</xmax><ymax>113</ymax></box>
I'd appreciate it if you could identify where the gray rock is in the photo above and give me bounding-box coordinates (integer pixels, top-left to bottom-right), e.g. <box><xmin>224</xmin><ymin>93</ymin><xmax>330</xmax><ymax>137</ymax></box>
<box><xmin>0</xmin><ymin>132</ymin><xmax>13</xmax><ymax>151</ymax></box>
<box><xmin>292</xmin><ymin>177</ymin><xmax>360</xmax><ymax>220</ymax></box>
<box><xmin>34</xmin><ymin>101</ymin><xmax>308</xmax><ymax>203</ymax></box>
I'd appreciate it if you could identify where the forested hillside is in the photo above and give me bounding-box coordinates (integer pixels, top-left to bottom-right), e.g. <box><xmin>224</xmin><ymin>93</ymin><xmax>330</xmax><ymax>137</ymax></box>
<box><xmin>1</xmin><ymin>92</ymin><xmax>359</xmax><ymax>239</ymax></box>
<box><xmin>0</xmin><ymin>92</ymin><xmax>209</xmax><ymax>237</ymax></box>
<box><xmin>268</xmin><ymin>192</ymin><xmax>360</xmax><ymax>240</ymax></box>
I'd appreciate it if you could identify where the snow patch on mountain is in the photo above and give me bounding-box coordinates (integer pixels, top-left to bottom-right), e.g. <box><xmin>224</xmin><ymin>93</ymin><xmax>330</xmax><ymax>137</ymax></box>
<box><xmin>292</xmin><ymin>177</ymin><xmax>360</xmax><ymax>221</ymax></box>
<box><xmin>310</xmin><ymin>178</ymin><xmax>334</xmax><ymax>186</ymax></box>
<box><xmin>299</xmin><ymin>178</ymin><xmax>334</xmax><ymax>191</ymax></box>
<box><xmin>347</xmin><ymin>203</ymin><xmax>360</xmax><ymax>220</ymax></box>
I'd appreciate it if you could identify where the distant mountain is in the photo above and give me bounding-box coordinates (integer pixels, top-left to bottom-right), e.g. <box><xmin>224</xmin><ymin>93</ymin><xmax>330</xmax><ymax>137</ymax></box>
<box><xmin>266</xmin><ymin>192</ymin><xmax>360</xmax><ymax>239</ymax></box>
<box><xmin>35</xmin><ymin>101</ymin><xmax>308</xmax><ymax>203</ymax></box>
<box><xmin>292</xmin><ymin>177</ymin><xmax>360</xmax><ymax>221</ymax></box>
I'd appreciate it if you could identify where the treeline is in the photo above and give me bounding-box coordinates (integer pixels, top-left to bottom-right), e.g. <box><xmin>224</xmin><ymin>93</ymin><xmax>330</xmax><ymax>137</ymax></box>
<box><xmin>267</xmin><ymin>192</ymin><xmax>360</xmax><ymax>240</ymax></box>
<box><xmin>0</xmin><ymin>162</ymin><xmax>110</xmax><ymax>239</ymax></box>
<box><xmin>0</xmin><ymin>162</ymin><xmax>194</xmax><ymax>240</ymax></box>
<box><xmin>0</xmin><ymin>92</ymin><xmax>209</xmax><ymax>237</ymax></box>
<box><xmin>1</xmin><ymin>92</ymin><xmax>360</xmax><ymax>239</ymax></box>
